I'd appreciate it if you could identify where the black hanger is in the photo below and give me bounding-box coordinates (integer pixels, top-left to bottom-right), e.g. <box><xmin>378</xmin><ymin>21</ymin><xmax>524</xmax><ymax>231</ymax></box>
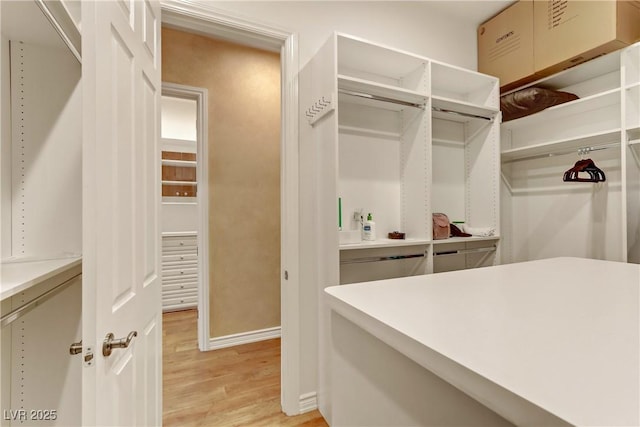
<box><xmin>563</xmin><ymin>158</ymin><xmax>606</xmax><ymax>183</ymax></box>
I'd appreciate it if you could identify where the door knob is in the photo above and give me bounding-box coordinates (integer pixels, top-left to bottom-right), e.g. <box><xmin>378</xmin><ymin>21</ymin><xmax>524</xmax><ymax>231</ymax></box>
<box><xmin>69</xmin><ymin>340</ymin><xmax>82</xmax><ymax>355</ymax></box>
<box><xmin>102</xmin><ymin>331</ymin><xmax>137</xmax><ymax>357</ymax></box>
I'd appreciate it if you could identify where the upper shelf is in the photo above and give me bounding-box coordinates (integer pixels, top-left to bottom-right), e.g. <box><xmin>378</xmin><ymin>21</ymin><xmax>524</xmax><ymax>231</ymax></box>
<box><xmin>502</xmin><ymin>88</ymin><xmax>620</xmax><ymax>131</ymax></box>
<box><xmin>502</xmin><ymin>128</ymin><xmax>622</xmax><ymax>162</ymax></box>
<box><xmin>502</xmin><ymin>48</ymin><xmax>623</xmax><ymax>95</ymax></box>
<box><xmin>337</xmin><ymin>33</ymin><xmax>426</xmax><ymax>85</ymax></box>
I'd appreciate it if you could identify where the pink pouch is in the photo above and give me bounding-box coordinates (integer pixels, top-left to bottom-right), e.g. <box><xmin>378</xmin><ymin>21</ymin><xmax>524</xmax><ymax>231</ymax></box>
<box><xmin>432</xmin><ymin>213</ymin><xmax>450</xmax><ymax>240</ymax></box>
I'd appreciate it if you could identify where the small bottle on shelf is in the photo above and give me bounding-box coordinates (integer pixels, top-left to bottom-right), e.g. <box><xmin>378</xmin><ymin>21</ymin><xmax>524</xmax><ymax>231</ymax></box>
<box><xmin>362</xmin><ymin>213</ymin><xmax>376</xmax><ymax>241</ymax></box>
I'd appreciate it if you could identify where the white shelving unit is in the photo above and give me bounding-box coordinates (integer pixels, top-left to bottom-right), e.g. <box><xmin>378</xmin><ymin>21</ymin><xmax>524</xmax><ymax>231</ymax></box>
<box><xmin>161</xmin><ymin>233</ymin><xmax>198</xmax><ymax>312</ymax></box>
<box><xmin>1</xmin><ymin>1</ymin><xmax>83</xmax><ymax>425</ymax></box>
<box><xmin>300</xmin><ymin>32</ymin><xmax>501</xmax><ymax>287</ymax></box>
<box><xmin>501</xmin><ymin>41</ymin><xmax>640</xmax><ymax>264</ymax></box>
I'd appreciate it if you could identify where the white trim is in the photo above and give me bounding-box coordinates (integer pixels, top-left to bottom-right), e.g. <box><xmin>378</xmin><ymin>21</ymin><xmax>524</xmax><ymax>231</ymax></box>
<box><xmin>208</xmin><ymin>326</ymin><xmax>281</xmax><ymax>350</ymax></box>
<box><xmin>299</xmin><ymin>392</ymin><xmax>318</xmax><ymax>414</ymax></box>
<box><xmin>161</xmin><ymin>82</ymin><xmax>210</xmax><ymax>353</ymax></box>
<box><xmin>160</xmin><ymin>1</ymin><xmax>302</xmax><ymax>416</ymax></box>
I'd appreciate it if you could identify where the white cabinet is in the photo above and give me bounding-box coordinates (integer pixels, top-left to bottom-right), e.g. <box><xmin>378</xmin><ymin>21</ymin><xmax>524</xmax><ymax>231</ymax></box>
<box><xmin>161</xmin><ymin>233</ymin><xmax>198</xmax><ymax>311</ymax></box>
<box><xmin>501</xmin><ymin>42</ymin><xmax>640</xmax><ymax>264</ymax></box>
<box><xmin>301</xmin><ymin>32</ymin><xmax>501</xmax><ymax>286</ymax></box>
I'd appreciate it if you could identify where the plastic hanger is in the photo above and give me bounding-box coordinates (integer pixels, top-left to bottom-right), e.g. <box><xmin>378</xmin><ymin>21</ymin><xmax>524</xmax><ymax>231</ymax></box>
<box><xmin>563</xmin><ymin>158</ymin><xmax>606</xmax><ymax>183</ymax></box>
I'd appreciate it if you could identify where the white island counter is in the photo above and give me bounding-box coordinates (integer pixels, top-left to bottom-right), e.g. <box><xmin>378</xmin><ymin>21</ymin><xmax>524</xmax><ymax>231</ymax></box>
<box><xmin>324</xmin><ymin>257</ymin><xmax>639</xmax><ymax>426</ymax></box>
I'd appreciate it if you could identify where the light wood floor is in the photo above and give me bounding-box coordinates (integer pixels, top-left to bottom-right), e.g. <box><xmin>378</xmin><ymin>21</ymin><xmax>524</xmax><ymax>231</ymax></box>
<box><xmin>163</xmin><ymin>309</ymin><xmax>328</xmax><ymax>427</ymax></box>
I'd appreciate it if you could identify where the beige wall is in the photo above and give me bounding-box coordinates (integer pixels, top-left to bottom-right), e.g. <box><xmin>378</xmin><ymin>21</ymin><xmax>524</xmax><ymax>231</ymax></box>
<box><xmin>162</xmin><ymin>27</ymin><xmax>281</xmax><ymax>338</ymax></box>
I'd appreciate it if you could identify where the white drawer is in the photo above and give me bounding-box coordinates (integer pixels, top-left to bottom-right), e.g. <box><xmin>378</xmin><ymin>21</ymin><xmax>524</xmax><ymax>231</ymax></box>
<box><xmin>162</xmin><ymin>260</ymin><xmax>198</xmax><ymax>271</ymax></box>
<box><xmin>162</xmin><ymin>287</ymin><xmax>198</xmax><ymax>298</ymax></box>
<box><xmin>162</xmin><ymin>253</ymin><xmax>198</xmax><ymax>264</ymax></box>
<box><xmin>162</xmin><ymin>267</ymin><xmax>197</xmax><ymax>278</ymax></box>
<box><xmin>162</xmin><ymin>236</ymin><xmax>197</xmax><ymax>248</ymax></box>
<box><xmin>162</xmin><ymin>297</ymin><xmax>197</xmax><ymax>311</ymax></box>
<box><xmin>162</xmin><ymin>294</ymin><xmax>198</xmax><ymax>306</ymax></box>
<box><xmin>162</xmin><ymin>282</ymin><xmax>197</xmax><ymax>293</ymax></box>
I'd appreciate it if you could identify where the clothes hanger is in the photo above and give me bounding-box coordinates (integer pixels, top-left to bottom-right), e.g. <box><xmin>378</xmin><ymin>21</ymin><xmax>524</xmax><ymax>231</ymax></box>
<box><xmin>563</xmin><ymin>149</ymin><xmax>606</xmax><ymax>183</ymax></box>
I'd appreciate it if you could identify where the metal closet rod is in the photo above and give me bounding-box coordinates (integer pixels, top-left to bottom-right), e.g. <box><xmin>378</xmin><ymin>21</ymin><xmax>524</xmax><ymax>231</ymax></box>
<box><xmin>338</xmin><ymin>89</ymin><xmax>426</xmax><ymax>109</ymax></box>
<box><xmin>432</xmin><ymin>107</ymin><xmax>493</xmax><ymax>122</ymax></box>
<box><xmin>0</xmin><ymin>275</ymin><xmax>80</xmax><ymax>328</ymax></box>
<box><xmin>341</xmin><ymin>253</ymin><xmax>425</xmax><ymax>265</ymax></box>
<box><xmin>504</xmin><ymin>141</ymin><xmax>620</xmax><ymax>164</ymax></box>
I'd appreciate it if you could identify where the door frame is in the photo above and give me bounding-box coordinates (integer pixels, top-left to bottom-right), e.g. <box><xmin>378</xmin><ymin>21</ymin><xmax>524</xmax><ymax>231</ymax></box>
<box><xmin>161</xmin><ymin>1</ymin><xmax>301</xmax><ymax>416</ymax></box>
<box><xmin>161</xmin><ymin>82</ymin><xmax>209</xmax><ymax>352</ymax></box>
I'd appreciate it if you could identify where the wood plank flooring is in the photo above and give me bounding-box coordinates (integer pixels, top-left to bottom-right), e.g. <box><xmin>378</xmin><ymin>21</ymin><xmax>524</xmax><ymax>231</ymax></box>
<box><xmin>163</xmin><ymin>309</ymin><xmax>328</xmax><ymax>427</ymax></box>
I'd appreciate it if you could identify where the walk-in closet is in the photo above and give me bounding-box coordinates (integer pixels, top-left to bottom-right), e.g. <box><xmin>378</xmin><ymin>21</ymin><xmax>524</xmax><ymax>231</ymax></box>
<box><xmin>1</xmin><ymin>1</ymin><xmax>82</xmax><ymax>425</ymax></box>
<box><xmin>500</xmin><ymin>42</ymin><xmax>640</xmax><ymax>265</ymax></box>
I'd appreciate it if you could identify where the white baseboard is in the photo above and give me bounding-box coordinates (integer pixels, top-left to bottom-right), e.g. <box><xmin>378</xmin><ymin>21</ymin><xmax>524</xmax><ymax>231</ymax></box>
<box><xmin>299</xmin><ymin>392</ymin><xmax>318</xmax><ymax>413</ymax></box>
<box><xmin>208</xmin><ymin>326</ymin><xmax>281</xmax><ymax>350</ymax></box>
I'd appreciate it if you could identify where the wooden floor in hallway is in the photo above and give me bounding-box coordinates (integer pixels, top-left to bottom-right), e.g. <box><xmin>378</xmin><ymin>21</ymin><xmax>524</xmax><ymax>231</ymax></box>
<box><xmin>163</xmin><ymin>309</ymin><xmax>328</xmax><ymax>427</ymax></box>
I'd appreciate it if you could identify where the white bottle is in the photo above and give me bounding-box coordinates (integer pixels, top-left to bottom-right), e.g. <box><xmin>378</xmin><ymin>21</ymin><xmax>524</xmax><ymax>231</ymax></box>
<box><xmin>362</xmin><ymin>213</ymin><xmax>376</xmax><ymax>241</ymax></box>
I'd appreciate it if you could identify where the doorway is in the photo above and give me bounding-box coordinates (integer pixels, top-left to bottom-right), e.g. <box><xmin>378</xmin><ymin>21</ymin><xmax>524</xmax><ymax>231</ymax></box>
<box><xmin>160</xmin><ymin>84</ymin><xmax>209</xmax><ymax>351</ymax></box>
<box><xmin>161</xmin><ymin>3</ymin><xmax>301</xmax><ymax>415</ymax></box>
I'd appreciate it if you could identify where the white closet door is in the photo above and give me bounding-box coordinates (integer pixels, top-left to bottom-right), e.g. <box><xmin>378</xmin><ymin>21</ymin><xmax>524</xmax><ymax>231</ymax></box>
<box><xmin>81</xmin><ymin>0</ymin><xmax>162</xmax><ymax>425</ymax></box>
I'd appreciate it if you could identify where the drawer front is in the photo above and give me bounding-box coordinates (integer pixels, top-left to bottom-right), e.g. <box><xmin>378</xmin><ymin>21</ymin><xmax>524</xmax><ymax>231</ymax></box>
<box><xmin>162</xmin><ymin>253</ymin><xmax>198</xmax><ymax>264</ymax></box>
<box><xmin>162</xmin><ymin>260</ymin><xmax>198</xmax><ymax>272</ymax></box>
<box><xmin>162</xmin><ymin>267</ymin><xmax>198</xmax><ymax>278</ymax></box>
<box><xmin>162</xmin><ymin>296</ymin><xmax>197</xmax><ymax>311</ymax></box>
<box><xmin>162</xmin><ymin>294</ymin><xmax>198</xmax><ymax>307</ymax></box>
<box><xmin>162</xmin><ymin>287</ymin><xmax>198</xmax><ymax>298</ymax></box>
<box><xmin>162</xmin><ymin>236</ymin><xmax>197</xmax><ymax>249</ymax></box>
<box><xmin>162</xmin><ymin>282</ymin><xmax>197</xmax><ymax>293</ymax></box>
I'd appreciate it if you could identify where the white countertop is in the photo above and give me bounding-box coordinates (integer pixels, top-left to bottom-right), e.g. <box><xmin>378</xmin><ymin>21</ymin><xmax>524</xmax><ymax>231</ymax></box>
<box><xmin>325</xmin><ymin>257</ymin><xmax>640</xmax><ymax>426</ymax></box>
<box><xmin>1</xmin><ymin>256</ymin><xmax>82</xmax><ymax>301</ymax></box>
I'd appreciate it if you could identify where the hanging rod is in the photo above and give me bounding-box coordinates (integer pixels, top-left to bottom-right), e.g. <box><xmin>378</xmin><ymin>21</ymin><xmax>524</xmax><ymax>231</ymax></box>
<box><xmin>338</xmin><ymin>89</ymin><xmax>426</xmax><ymax>110</ymax></box>
<box><xmin>503</xmin><ymin>142</ymin><xmax>620</xmax><ymax>164</ymax></box>
<box><xmin>341</xmin><ymin>253</ymin><xmax>425</xmax><ymax>265</ymax></box>
<box><xmin>433</xmin><ymin>246</ymin><xmax>496</xmax><ymax>257</ymax></box>
<box><xmin>0</xmin><ymin>274</ymin><xmax>81</xmax><ymax>328</ymax></box>
<box><xmin>432</xmin><ymin>107</ymin><xmax>493</xmax><ymax>122</ymax></box>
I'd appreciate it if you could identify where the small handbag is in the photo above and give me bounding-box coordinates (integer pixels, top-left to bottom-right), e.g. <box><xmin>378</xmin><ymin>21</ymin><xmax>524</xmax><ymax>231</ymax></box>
<box><xmin>432</xmin><ymin>213</ymin><xmax>450</xmax><ymax>240</ymax></box>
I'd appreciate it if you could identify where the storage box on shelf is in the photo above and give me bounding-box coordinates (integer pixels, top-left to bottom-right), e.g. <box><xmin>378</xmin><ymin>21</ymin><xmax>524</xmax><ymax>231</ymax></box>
<box><xmin>500</xmin><ymin>42</ymin><xmax>640</xmax><ymax>264</ymax></box>
<box><xmin>479</xmin><ymin>0</ymin><xmax>640</xmax><ymax>93</ymax></box>
<box><xmin>302</xmin><ymin>32</ymin><xmax>501</xmax><ymax>287</ymax></box>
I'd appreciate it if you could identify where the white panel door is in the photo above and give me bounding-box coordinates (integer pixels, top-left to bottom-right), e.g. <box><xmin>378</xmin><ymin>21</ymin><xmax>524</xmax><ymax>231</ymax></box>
<box><xmin>81</xmin><ymin>0</ymin><xmax>162</xmax><ymax>425</ymax></box>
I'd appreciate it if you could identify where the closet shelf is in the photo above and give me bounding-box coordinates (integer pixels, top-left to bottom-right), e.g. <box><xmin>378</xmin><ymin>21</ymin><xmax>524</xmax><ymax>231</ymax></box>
<box><xmin>338</xmin><ymin>75</ymin><xmax>428</xmax><ymax>111</ymax></box>
<box><xmin>502</xmin><ymin>49</ymin><xmax>621</xmax><ymax>96</ymax></box>
<box><xmin>162</xmin><ymin>159</ymin><xmax>196</xmax><ymax>167</ymax></box>
<box><xmin>502</xmin><ymin>88</ymin><xmax>621</xmax><ymax>131</ymax></box>
<box><xmin>339</xmin><ymin>238</ymin><xmax>430</xmax><ymax>251</ymax></box>
<box><xmin>431</xmin><ymin>96</ymin><xmax>498</xmax><ymax>122</ymax></box>
<box><xmin>501</xmin><ymin>128</ymin><xmax>622</xmax><ymax>162</ymax></box>
<box><xmin>162</xmin><ymin>180</ymin><xmax>197</xmax><ymax>186</ymax></box>
<box><xmin>430</xmin><ymin>61</ymin><xmax>499</xmax><ymax>104</ymax></box>
<box><xmin>336</xmin><ymin>33</ymin><xmax>427</xmax><ymax>81</ymax></box>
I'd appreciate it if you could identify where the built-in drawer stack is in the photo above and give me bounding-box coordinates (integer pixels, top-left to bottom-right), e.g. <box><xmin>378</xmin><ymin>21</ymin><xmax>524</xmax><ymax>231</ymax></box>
<box><xmin>161</xmin><ymin>233</ymin><xmax>198</xmax><ymax>311</ymax></box>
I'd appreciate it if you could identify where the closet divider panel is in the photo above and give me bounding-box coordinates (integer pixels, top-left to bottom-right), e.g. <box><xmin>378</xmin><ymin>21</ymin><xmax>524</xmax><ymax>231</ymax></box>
<box><xmin>9</xmin><ymin>41</ymin><xmax>82</xmax><ymax>259</ymax></box>
<box><xmin>624</xmin><ymin>43</ymin><xmax>640</xmax><ymax>263</ymax></box>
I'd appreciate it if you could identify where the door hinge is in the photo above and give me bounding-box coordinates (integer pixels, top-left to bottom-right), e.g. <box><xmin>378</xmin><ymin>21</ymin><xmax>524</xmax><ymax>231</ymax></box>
<box><xmin>284</xmin><ymin>270</ymin><xmax>288</xmax><ymax>280</ymax></box>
